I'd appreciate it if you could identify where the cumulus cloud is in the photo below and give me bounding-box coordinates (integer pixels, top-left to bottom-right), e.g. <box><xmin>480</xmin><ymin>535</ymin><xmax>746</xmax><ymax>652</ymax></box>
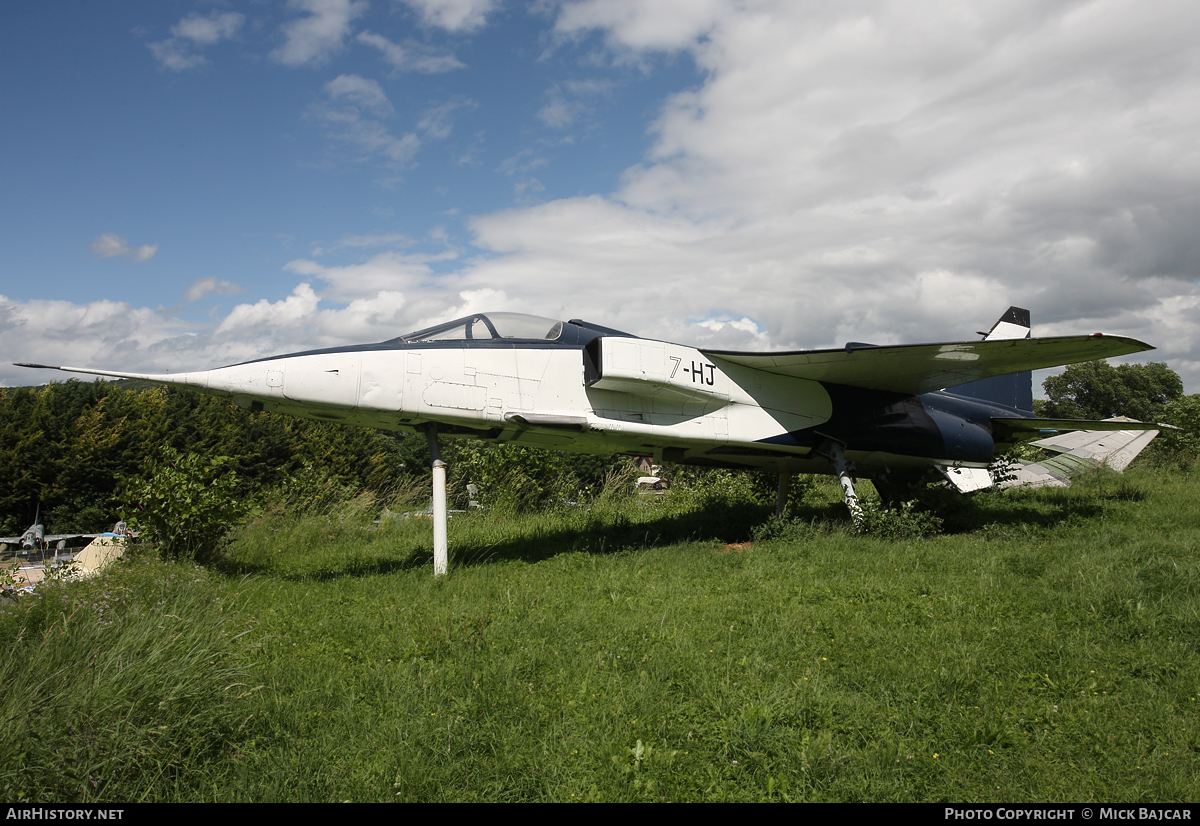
<box><xmin>90</xmin><ymin>233</ymin><xmax>157</xmax><ymax>262</ymax></box>
<box><xmin>0</xmin><ymin>293</ymin><xmax>197</xmax><ymax>384</ymax></box>
<box><xmin>215</xmin><ymin>283</ymin><xmax>321</xmax><ymax>337</ymax></box>
<box><xmin>398</xmin><ymin>0</ymin><xmax>500</xmax><ymax>33</ymax></box>
<box><xmin>448</xmin><ymin>0</ymin><xmax>1199</xmax><ymax>386</ymax></box>
<box><xmin>1</xmin><ymin>278</ymin><xmax>429</xmax><ymax>387</ymax></box>
<box><xmin>148</xmin><ymin>10</ymin><xmax>244</xmax><ymax>71</ymax></box>
<box><xmin>283</xmin><ymin>249</ymin><xmax>457</xmax><ymax>302</ymax></box>
<box><xmin>272</xmin><ymin>0</ymin><xmax>367</xmax><ymax>67</ymax></box>
<box><xmin>357</xmin><ymin>31</ymin><xmax>466</xmax><ymax>73</ymax></box>
<box><xmin>12</xmin><ymin>1</ymin><xmax>1200</xmax><ymax>395</ymax></box>
<box><xmin>698</xmin><ymin>316</ymin><xmax>768</xmax><ymax>343</ymax></box>
<box><xmin>173</xmin><ymin>10</ymin><xmax>245</xmax><ymax>45</ymax></box>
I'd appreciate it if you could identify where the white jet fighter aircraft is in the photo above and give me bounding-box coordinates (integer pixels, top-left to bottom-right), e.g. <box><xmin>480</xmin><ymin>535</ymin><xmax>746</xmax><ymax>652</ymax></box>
<box><xmin>17</xmin><ymin>307</ymin><xmax>1165</xmax><ymax>573</ymax></box>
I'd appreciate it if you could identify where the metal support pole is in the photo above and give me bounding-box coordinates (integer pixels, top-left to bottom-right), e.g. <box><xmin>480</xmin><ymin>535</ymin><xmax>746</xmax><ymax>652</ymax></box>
<box><xmin>426</xmin><ymin>429</ymin><xmax>448</xmax><ymax>577</ymax></box>
<box><xmin>775</xmin><ymin>470</ymin><xmax>792</xmax><ymax>518</ymax></box>
<box><xmin>822</xmin><ymin>441</ymin><xmax>864</xmax><ymax>528</ymax></box>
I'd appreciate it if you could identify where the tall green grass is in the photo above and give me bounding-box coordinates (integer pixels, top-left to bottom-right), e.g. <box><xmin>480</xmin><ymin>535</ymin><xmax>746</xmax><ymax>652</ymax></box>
<box><xmin>4</xmin><ymin>466</ymin><xmax>1198</xmax><ymax>801</ymax></box>
<box><xmin>0</xmin><ymin>557</ymin><xmax>260</xmax><ymax>802</ymax></box>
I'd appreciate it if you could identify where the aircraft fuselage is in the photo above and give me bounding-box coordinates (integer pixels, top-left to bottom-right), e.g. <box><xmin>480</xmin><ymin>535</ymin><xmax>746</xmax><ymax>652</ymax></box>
<box><xmin>173</xmin><ymin>329</ymin><xmax>1009</xmax><ymax>481</ymax></box>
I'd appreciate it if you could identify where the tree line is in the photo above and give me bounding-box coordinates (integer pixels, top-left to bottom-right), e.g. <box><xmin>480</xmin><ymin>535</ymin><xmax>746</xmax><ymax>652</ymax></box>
<box><xmin>0</xmin><ymin>379</ymin><xmax>631</xmax><ymax>536</ymax></box>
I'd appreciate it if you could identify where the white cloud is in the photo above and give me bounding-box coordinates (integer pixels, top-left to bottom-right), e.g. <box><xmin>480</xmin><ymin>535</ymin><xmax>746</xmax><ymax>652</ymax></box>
<box><xmin>310</xmin><ymin>232</ymin><xmax>414</xmax><ymax>256</ymax></box>
<box><xmin>90</xmin><ymin>233</ymin><xmax>157</xmax><ymax>262</ymax></box>
<box><xmin>448</xmin><ymin>0</ymin><xmax>1199</xmax><ymax>378</ymax></box>
<box><xmin>698</xmin><ymin>316</ymin><xmax>766</xmax><ymax>339</ymax></box>
<box><xmin>283</xmin><ymin>249</ymin><xmax>457</xmax><ymax>302</ymax></box>
<box><xmin>398</xmin><ymin>0</ymin><xmax>500</xmax><ymax>33</ymax></box>
<box><xmin>554</xmin><ymin>0</ymin><xmax>729</xmax><ymax>53</ymax></box>
<box><xmin>309</xmin><ymin>80</ymin><xmax>471</xmax><ymax>171</ymax></box>
<box><xmin>148</xmin><ymin>40</ymin><xmax>208</xmax><ymax>71</ymax></box>
<box><xmin>215</xmin><ymin>283</ymin><xmax>321</xmax><ymax>337</ymax></box>
<box><xmin>417</xmin><ymin>98</ymin><xmax>476</xmax><ymax>139</ymax></box>
<box><xmin>173</xmin><ymin>10</ymin><xmax>245</xmax><ymax>45</ymax></box>
<box><xmin>185</xmin><ymin>277</ymin><xmax>245</xmax><ymax>303</ymax></box>
<box><xmin>272</xmin><ymin>0</ymin><xmax>367</xmax><ymax>67</ymax></box>
<box><xmin>357</xmin><ymin>31</ymin><xmax>466</xmax><ymax>73</ymax></box>
<box><xmin>325</xmin><ymin>74</ymin><xmax>394</xmax><ymax>116</ymax></box>
<box><xmin>310</xmin><ymin>76</ymin><xmax>421</xmax><ymax>166</ymax></box>
<box><xmin>0</xmin><ymin>293</ymin><xmax>197</xmax><ymax>382</ymax></box>
<box><xmin>148</xmin><ymin>10</ymin><xmax>244</xmax><ymax>71</ymax></box>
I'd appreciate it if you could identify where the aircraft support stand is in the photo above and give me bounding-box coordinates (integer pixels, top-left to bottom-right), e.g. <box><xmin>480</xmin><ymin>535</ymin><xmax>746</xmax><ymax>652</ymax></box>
<box><xmin>776</xmin><ymin>471</ymin><xmax>792</xmax><ymax>518</ymax></box>
<box><xmin>821</xmin><ymin>441</ymin><xmax>864</xmax><ymax>528</ymax></box>
<box><xmin>426</xmin><ymin>429</ymin><xmax>448</xmax><ymax>577</ymax></box>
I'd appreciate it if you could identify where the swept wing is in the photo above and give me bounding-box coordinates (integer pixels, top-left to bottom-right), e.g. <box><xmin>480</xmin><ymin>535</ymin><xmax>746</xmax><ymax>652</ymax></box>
<box><xmin>704</xmin><ymin>333</ymin><xmax>1152</xmax><ymax>395</ymax></box>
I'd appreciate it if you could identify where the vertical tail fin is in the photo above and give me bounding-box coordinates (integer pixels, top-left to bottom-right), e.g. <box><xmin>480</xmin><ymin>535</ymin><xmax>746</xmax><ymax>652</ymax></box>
<box><xmin>981</xmin><ymin>306</ymin><xmax>1031</xmax><ymax>342</ymax></box>
<box><xmin>951</xmin><ymin>307</ymin><xmax>1034</xmax><ymax>413</ymax></box>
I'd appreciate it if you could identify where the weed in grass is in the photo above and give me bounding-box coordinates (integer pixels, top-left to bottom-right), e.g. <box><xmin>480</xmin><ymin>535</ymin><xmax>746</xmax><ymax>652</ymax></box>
<box><xmin>1</xmin><ymin>559</ymin><xmax>24</xmax><ymax>600</ymax></box>
<box><xmin>753</xmin><ymin>497</ymin><xmax>942</xmax><ymax>543</ymax></box>
<box><xmin>854</xmin><ymin>499</ymin><xmax>943</xmax><ymax>540</ymax></box>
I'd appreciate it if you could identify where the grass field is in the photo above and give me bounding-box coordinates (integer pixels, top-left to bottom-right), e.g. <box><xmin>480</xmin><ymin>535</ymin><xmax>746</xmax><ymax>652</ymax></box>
<box><xmin>3</xmin><ymin>467</ymin><xmax>1198</xmax><ymax>802</ymax></box>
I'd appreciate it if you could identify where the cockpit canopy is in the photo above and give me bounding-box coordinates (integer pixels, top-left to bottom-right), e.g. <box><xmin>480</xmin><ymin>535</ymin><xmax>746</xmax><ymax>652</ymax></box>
<box><xmin>398</xmin><ymin>313</ymin><xmax>566</xmax><ymax>343</ymax></box>
<box><xmin>233</xmin><ymin>312</ymin><xmax>636</xmax><ymax>367</ymax></box>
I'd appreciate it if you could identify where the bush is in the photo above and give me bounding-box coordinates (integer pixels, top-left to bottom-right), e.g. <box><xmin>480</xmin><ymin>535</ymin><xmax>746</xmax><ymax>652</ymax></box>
<box><xmin>672</xmin><ymin>469</ymin><xmax>772</xmax><ymax>510</ymax></box>
<box><xmin>853</xmin><ymin>499</ymin><xmax>943</xmax><ymax>540</ymax></box>
<box><xmin>120</xmin><ymin>447</ymin><xmax>247</xmax><ymax>564</ymax></box>
<box><xmin>449</xmin><ymin>442</ymin><xmax>576</xmax><ymax>513</ymax></box>
<box><xmin>751</xmin><ymin>513</ymin><xmax>830</xmax><ymax>543</ymax></box>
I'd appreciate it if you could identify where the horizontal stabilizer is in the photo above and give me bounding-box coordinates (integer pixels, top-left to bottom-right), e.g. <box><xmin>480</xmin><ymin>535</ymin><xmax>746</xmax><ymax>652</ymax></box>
<box><xmin>1000</xmin><ymin>418</ymin><xmax>1163</xmax><ymax>488</ymax></box>
<box><xmin>1031</xmin><ymin>428</ymin><xmax>1159</xmax><ymax>473</ymax></box>
<box><xmin>705</xmin><ymin>334</ymin><xmax>1153</xmax><ymax>395</ymax></box>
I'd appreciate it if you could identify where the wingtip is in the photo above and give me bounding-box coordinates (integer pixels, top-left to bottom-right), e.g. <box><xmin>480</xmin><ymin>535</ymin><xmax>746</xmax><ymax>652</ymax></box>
<box><xmin>14</xmin><ymin>363</ymin><xmax>60</xmax><ymax>370</ymax></box>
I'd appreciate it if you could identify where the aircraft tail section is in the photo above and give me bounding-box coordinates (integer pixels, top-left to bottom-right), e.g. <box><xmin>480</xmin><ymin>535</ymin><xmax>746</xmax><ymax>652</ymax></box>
<box><xmin>945</xmin><ymin>306</ymin><xmax>1034</xmax><ymax>413</ymax></box>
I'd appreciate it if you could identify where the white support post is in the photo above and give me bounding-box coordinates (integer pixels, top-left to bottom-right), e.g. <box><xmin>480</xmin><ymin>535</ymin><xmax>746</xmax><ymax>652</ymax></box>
<box><xmin>426</xmin><ymin>429</ymin><xmax>448</xmax><ymax>577</ymax></box>
<box><xmin>776</xmin><ymin>470</ymin><xmax>792</xmax><ymax>518</ymax></box>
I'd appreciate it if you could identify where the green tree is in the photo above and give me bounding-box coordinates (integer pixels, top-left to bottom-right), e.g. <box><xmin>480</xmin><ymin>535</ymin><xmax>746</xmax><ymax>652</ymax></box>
<box><xmin>0</xmin><ymin>379</ymin><xmax>423</xmax><ymax>533</ymax></box>
<box><xmin>1148</xmin><ymin>394</ymin><xmax>1200</xmax><ymax>467</ymax></box>
<box><xmin>1040</xmin><ymin>361</ymin><xmax>1182</xmax><ymax>422</ymax></box>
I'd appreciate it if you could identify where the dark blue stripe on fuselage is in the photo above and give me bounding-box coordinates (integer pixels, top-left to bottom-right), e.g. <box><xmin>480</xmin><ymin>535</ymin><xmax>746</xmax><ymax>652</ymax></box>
<box><xmin>760</xmin><ymin>383</ymin><xmax>1031</xmax><ymax>463</ymax></box>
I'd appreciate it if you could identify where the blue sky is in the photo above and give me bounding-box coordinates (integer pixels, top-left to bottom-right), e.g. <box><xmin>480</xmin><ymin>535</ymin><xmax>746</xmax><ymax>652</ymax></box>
<box><xmin>3</xmin><ymin>2</ymin><xmax>695</xmax><ymax>312</ymax></box>
<box><xmin>3</xmin><ymin>1</ymin><xmax>1199</xmax><ymax>393</ymax></box>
